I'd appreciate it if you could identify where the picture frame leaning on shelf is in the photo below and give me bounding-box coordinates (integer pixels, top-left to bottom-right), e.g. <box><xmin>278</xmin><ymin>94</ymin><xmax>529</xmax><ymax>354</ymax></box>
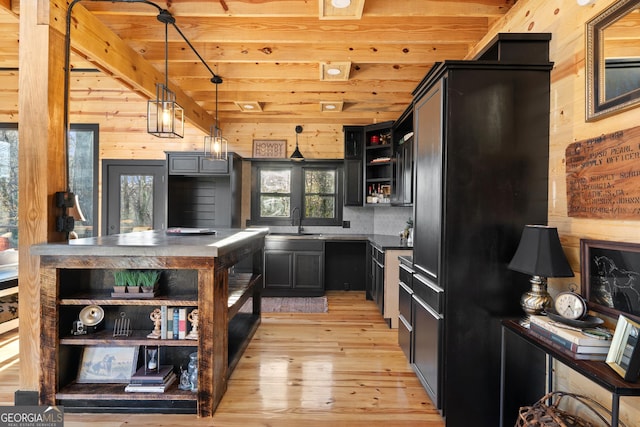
<box><xmin>77</xmin><ymin>346</ymin><xmax>139</xmax><ymax>383</ymax></box>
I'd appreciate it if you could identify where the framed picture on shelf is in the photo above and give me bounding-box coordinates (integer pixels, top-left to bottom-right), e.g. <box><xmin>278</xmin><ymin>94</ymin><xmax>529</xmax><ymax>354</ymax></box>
<box><xmin>580</xmin><ymin>239</ymin><xmax>640</xmax><ymax>322</ymax></box>
<box><xmin>606</xmin><ymin>315</ymin><xmax>640</xmax><ymax>382</ymax></box>
<box><xmin>77</xmin><ymin>346</ymin><xmax>139</xmax><ymax>383</ymax></box>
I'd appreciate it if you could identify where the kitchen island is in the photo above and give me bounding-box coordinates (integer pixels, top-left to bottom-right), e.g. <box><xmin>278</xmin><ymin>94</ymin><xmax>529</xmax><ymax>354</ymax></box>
<box><xmin>31</xmin><ymin>227</ymin><xmax>268</xmax><ymax>417</ymax></box>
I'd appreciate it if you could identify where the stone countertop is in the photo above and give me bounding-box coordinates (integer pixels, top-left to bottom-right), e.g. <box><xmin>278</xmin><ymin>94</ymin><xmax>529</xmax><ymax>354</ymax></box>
<box><xmin>30</xmin><ymin>228</ymin><xmax>269</xmax><ymax>258</ymax></box>
<box><xmin>265</xmin><ymin>232</ymin><xmax>412</xmax><ymax>251</ymax></box>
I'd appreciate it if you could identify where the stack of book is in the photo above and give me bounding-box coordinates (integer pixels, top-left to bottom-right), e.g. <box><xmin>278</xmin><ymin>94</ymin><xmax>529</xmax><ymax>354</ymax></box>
<box><xmin>125</xmin><ymin>365</ymin><xmax>176</xmax><ymax>393</ymax></box>
<box><xmin>528</xmin><ymin>315</ymin><xmax>611</xmax><ymax>361</ymax></box>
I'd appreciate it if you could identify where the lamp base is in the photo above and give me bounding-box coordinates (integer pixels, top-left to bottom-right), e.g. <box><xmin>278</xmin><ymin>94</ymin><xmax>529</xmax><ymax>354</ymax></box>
<box><xmin>520</xmin><ymin>275</ymin><xmax>553</xmax><ymax>317</ymax></box>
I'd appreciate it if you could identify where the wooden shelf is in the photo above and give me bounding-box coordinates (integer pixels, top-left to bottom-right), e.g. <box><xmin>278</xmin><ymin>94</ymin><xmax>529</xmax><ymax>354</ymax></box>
<box><xmin>59</xmin><ymin>294</ymin><xmax>197</xmax><ymax>306</ymax></box>
<box><xmin>59</xmin><ymin>330</ymin><xmax>199</xmax><ymax>346</ymax></box>
<box><xmin>228</xmin><ymin>273</ymin><xmax>261</xmax><ymax>319</ymax></box>
<box><xmin>57</xmin><ymin>381</ymin><xmax>195</xmax><ymax>401</ymax></box>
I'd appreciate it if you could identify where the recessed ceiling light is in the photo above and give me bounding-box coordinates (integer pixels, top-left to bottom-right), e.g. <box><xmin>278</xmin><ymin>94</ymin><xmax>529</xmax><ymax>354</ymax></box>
<box><xmin>327</xmin><ymin>68</ymin><xmax>341</xmax><ymax>75</ymax></box>
<box><xmin>320</xmin><ymin>101</ymin><xmax>344</xmax><ymax>112</ymax></box>
<box><xmin>320</xmin><ymin>62</ymin><xmax>351</xmax><ymax>81</ymax></box>
<box><xmin>331</xmin><ymin>0</ymin><xmax>351</xmax><ymax>8</ymax></box>
<box><xmin>234</xmin><ymin>101</ymin><xmax>263</xmax><ymax>112</ymax></box>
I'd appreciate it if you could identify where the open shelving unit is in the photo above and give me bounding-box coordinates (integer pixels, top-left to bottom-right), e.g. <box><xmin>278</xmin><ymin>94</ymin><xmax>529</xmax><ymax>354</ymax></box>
<box><xmin>39</xmin><ymin>247</ymin><xmax>263</xmax><ymax>416</ymax></box>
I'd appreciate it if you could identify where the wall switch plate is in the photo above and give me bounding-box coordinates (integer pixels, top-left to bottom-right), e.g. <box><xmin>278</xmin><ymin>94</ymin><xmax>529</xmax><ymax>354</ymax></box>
<box><xmin>342</xmin><ymin>221</ymin><xmax>350</xmax><ymax>228</ymax></box>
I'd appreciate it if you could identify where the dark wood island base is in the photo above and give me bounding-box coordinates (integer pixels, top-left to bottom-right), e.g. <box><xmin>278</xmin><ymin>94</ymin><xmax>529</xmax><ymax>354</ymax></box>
<box><xmin>31</xmin><ymin>228</ymin><xmax>268</xmax><ymax>417</ymax></box>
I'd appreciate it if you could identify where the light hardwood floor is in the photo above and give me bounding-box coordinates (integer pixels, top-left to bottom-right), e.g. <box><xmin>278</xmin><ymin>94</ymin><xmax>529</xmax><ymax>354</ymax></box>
<box><xmin>0</xmin><ymin>291</ymin><xmax>444</xmax><ymax>426</ymax></box>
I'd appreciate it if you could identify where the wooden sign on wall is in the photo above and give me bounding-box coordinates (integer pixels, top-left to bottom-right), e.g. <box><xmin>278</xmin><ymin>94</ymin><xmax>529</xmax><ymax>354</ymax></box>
<box><xmin>566</xmin><ymin>126</ymin><xmax>640</xmax><ymax>219</ymax></box>
<box><xmin>252</xmin><ymin>140</ymin><xmax>287</xmax><ymax>158</ymax></box>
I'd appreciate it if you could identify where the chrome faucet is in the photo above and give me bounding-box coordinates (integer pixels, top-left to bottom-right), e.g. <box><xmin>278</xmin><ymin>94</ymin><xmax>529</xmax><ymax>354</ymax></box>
<box><xmin>292</xmin><ymin>207</ymin><xmax>303</xmax><ymax>234</ymax></box>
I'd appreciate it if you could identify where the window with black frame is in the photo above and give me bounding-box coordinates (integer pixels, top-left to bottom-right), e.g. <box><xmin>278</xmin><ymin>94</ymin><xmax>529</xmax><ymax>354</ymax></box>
<box><xmin>250</xmin><ymin>161</ymin><xmax>343</xmax><ymax>227</ymax></box>
<box><xmin>0</xmin><ymin>123</ymin><xmax>98</xmax><ymax>266</ymax></box>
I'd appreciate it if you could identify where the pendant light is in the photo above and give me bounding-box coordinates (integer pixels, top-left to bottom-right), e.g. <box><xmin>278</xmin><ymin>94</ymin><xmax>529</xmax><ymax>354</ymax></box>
<box><xmin>204</xmin><ymin>76</ymin><xmax>228</xmax><ymax>161</ymax></box>
<box><xmin>291</xmin><ymin>125</ymin><xmax>304</xmax><ymax>161</ymax></box>
<box><xmin>147</xmin><ymin>10</ymin><xmax>184</xmax><ymax>138</ymax></box>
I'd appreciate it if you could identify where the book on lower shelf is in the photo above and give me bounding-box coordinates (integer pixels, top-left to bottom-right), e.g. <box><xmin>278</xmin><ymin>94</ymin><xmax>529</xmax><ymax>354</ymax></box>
<box><xmin>125</xmin><ymin>372</ymin><xmax>176</xmax><ymax>393</ymax></box>
<box><xmin>129</xmin><ymin>365</ymin><xmax>174</xmax><ymax>384</ymax></box>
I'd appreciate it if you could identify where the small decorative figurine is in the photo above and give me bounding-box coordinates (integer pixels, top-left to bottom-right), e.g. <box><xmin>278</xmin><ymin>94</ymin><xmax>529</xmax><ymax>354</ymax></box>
<box><xmin>147</xmin><ymin>308</ymin><xmax>162</xmax><ymax>339</ymax></box>
<box><xmin>185</xmin><ymin>309</ymin><xmax>199</xmax><ymax>340</ymax></box>
<box><xmin>178</xmin><ymin>366</ymin><xmax>191</xmax><ymax>391</ymax></box>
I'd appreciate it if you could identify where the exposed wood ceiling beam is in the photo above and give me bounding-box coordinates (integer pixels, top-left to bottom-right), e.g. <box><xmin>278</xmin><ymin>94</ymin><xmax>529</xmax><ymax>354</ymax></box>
<box><xmin>48</xmin><ymin>0</ymin><xmax>215</xmax><ymax>133</ymax></box>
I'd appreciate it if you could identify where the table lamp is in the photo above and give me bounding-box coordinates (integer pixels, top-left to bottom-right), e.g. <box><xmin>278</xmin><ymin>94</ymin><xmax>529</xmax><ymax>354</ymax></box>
<box><xmin>508</xmin><ymin>225</ymin><xmax>574</xmax><ymax>324</ymax></box>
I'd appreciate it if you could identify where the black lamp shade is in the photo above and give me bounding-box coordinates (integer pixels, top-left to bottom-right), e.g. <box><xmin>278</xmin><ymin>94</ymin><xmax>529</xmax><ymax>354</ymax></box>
<box><xmin>508</xmin><ymin>225</ymin><xmax>574</xmax><ymax>278</ymax></box>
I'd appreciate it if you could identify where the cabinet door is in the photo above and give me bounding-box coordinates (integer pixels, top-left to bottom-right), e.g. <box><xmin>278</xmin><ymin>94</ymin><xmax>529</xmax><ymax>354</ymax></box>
<box><xmin>199</xmin><ymin>156</ymin><xmax>229</xmax><ymax>174</ymax></box>
<box><xmin>264</xmin><ymin>251</ymin><xmax>294</xmax><ymax>289</ymax></box>
<box><xmin>168</xmin><ymin>155</ymin><xmax>200</xmax><ymax>175</ymax></box>
<box><xmin>293</xmin><ymin>251</ymin><xmax>323</xmax><ymax>291</ymax></box>
<box><xmin>402</xmin><ymin>138</ymin><xmax>414</xmax><ymax>205</ymax></box>
<box><xmin>344</xmin><ymin>159</ymin><xmax>363</xmax><ymax>206</ymax></box>
<box><xmin>413</xmin><ymin>79</ymin><xmax>443</xmax><ymax>281</ymax></box>
<box><xmin>412</xmin><ymin>295</ymin><xmax>442</xmax><ymax>410</ymax></box>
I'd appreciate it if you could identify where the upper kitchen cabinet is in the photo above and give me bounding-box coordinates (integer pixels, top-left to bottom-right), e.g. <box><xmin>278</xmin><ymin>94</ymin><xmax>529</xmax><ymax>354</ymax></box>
<box><xmin>343</xmin><ymin>126</ymin><xmax>365</xmax><ymax>206</ymax></box>
<box><xmin>391</xmin><ymin>106</ymin><xmax>414</xmax><ymax>207</ymax></box>
<box><xmin>342</xmin><ymin>121</ymin><xmax>394</xmax><ymax>206</ymax></box>
<box><xmin>364</xmin><ymin>121</ymin><xmax>394</xmax><ymax>204</ymax></box>
<box><xmin>166</xmin><ymin>152</ymin><xmax>243</xmax><ymax>229</ymax></box>
<box><xmin>410</xmin><ymin>33</ymin><xmax>553</xmax><ymax>426</ymax></box>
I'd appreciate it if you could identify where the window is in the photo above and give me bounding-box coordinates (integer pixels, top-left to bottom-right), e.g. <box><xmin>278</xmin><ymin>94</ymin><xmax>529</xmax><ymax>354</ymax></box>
<box><xmin>251</xmin><ymin>161</ymin><xmax>343</xmax><ymax>227</ymax></box>
<box><xmin>68</xmin><ymin>124</ymin><xmax>99</xmax><ymax>238</ymax></box>
<box><xmin>0</xmin><ymin>124</ymin><xmax>18</xmax><ymax>254</ymax></box>
<box><xmin>0</xmin><ymin>123</ymin><xmax>98</xmax><ymax>264</ymax></box>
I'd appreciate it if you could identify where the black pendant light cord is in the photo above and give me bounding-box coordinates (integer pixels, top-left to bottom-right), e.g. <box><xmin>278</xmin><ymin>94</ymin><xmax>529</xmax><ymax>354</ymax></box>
<box><xmin>63</xmin><ymin>0</ymin><xmax>222</xmax><ymax>188</ymax></box>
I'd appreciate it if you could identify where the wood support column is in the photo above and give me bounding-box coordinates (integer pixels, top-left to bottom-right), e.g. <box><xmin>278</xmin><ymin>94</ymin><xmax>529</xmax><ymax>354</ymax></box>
<box><xmin>17</xmin><ymin>0</ymin><xmax>66</xmax><ymax>391</ymax></box>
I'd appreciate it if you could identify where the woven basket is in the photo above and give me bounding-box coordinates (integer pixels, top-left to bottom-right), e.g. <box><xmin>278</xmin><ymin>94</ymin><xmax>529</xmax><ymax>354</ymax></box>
<box><xmin>515</xmin><ymin>391</ymin><xmax>628</xmax><ymax>427</ymax></box>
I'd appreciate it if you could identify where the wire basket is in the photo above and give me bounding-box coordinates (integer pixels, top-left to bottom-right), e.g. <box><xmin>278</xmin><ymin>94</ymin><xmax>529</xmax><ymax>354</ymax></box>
<box><xmin>515</xmin><ymin>391</ymin><xmax>628</xmax><ymax>427</ymax></box>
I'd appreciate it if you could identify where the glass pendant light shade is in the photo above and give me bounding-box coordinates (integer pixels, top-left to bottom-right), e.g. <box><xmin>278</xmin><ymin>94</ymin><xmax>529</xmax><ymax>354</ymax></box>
<box><xmin>147</xmin><ymin>11</ymin><xmax>184</xmax><ymax>138</ymax></box>
<box><xmin>204</xmin><ymin>125</ymin><xmax>228</xmax><ymax>161</ymax></box>
<box><xmin>147</xmin><ymin>83</ymin><xmax>184</xmax><ymax>138</ymax></box>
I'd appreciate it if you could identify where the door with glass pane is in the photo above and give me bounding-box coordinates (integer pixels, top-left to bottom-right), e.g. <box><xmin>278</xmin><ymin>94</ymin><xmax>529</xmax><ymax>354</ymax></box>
<box><xmin>103</xmin><ymin>160</ymin><xmax>166</xmax><ymax>235</ymax></box>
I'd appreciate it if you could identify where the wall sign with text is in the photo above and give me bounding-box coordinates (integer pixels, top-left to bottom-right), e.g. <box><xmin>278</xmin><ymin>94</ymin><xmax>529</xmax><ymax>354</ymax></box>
<box><xmin>566</xmin><ymin>126</ymin><xmax>640</xmax><ymax>219</ymax></box>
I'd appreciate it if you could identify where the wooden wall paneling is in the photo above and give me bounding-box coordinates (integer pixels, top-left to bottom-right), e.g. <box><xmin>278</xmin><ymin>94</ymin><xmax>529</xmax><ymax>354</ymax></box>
<box><xmin>470</xmin><ymin>1</ymin><xmax>640</xmax><ymax>424</ymax></box>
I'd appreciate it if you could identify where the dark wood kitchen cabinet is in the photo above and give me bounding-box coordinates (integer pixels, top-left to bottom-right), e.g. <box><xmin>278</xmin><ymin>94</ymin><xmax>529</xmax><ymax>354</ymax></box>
<box><xmin>409</xmin><ymin>33</ymin><xmax>553</xmax><ymax>426</ymax></box>
<box><xmin>391</xmin><ymin>105</ymin><xmax>414</xmax><ymax>206</ymax></box>
<box><xmin>343</xmin><ymin>126</ymin><xmax>364</xmax><ymax>206</ymax></box>
<box><xmin>166</xmin><ymin>152</ymin><xmax>242</xmax><ymax>228</ymax></box>
<box><xmin>343</xmin><ymin>122</ymin><xmax>395</xmax><ymax>206</ymax></box>
<box><xmin>263</xmin><ymin>238</ymin><xmax>324</xmax><ymax>297</ymax></box>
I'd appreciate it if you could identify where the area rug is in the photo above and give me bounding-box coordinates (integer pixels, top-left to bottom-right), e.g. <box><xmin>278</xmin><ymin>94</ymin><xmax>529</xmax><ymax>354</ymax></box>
<box><xmin>239</xmin><ymin>296</ymin><xmax>328</xmax><ymax>313</ymax></box>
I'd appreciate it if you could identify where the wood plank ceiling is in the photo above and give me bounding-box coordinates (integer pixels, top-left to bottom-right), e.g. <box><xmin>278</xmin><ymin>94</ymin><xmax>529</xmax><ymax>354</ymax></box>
<box><xmin>0</xmin><ymin>0</ymin><xmax>517</xmax><ymax>130</ymax></box>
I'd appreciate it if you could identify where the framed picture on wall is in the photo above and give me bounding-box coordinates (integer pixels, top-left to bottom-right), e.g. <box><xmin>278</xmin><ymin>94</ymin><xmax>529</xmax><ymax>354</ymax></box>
<box><xmin>580</xmin><ymin>239</ymin><xmax>640</xmax><ymax>322</ymax></box>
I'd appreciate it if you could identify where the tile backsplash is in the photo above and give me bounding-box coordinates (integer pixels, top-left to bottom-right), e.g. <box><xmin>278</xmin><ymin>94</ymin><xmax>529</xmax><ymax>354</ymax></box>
<box><xmin>266</xmin><ymin>206</ymin><xmax>412</xmax><ymax>236</ymax></box>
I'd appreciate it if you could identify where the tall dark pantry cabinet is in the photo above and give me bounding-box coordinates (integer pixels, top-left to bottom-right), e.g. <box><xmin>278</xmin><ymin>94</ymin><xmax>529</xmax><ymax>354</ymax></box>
<box><xmin>409</xmin><ymin>34</ymin><xmax>553</xmax><ymax>426</ymax></box>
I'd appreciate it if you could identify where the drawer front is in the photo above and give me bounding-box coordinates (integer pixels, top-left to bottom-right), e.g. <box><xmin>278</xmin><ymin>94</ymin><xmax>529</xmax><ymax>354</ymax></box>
<box><xmin>413</xmin><ymin>273</ymin><xmax>443</xmax><ymax>315</ymax></box>
<box><xmin>399</xmin><ymin>263</ymin><xmax>413</xmax><ymax>289</ymax></box>
<box><xmin>398</xmin><ymin>314</ymin><xmax>412</xmax><ymax>362</ymax></box>
<box><xmin>398</xmin><ymin>281</ymin><xmax>413</xmax><ymax>321</ymax></box>
<box><xmin>265</xmin><ymin>239</ymin><xmax>324</xmax><ymax>252</ymax></box>
<box><xmin>373</xmin><ymin>246</ymin><xmax>385</xmax><ymax>264</ymax></box>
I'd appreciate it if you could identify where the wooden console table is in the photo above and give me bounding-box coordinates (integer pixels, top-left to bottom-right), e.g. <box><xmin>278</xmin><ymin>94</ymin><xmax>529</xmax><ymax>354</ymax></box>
<box><xmin>501</xmin><ymin>319</ymin><xmax>640</xmax><ymax>427</ymax></box>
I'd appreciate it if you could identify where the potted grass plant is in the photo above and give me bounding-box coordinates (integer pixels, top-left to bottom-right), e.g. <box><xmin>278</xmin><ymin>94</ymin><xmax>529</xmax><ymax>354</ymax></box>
<box><xmin>112</xmin><ymin>270</ymin><xmax>131</xmax><ymax>293</ymax></box>
<box><xmin>139</xmin><ymin>270</ymin><xmax>161</xmax><ymax>294</ymax></box>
